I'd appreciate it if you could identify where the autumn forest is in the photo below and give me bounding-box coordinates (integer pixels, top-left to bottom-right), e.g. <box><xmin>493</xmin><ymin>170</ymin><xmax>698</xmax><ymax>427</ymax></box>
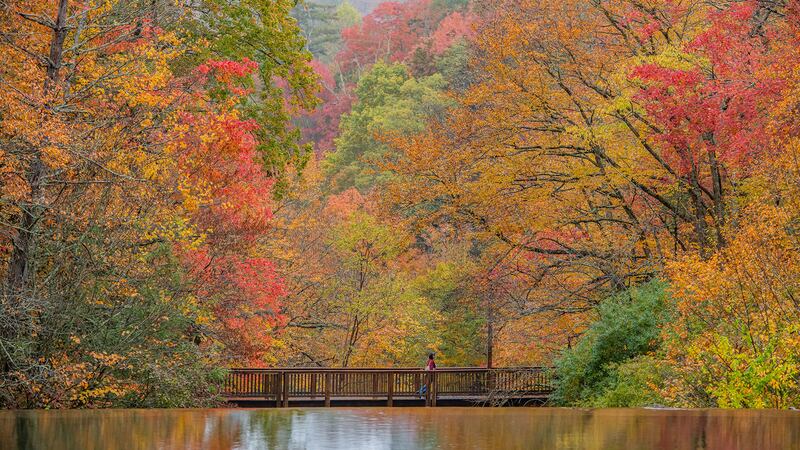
<box><xmin>1</xmin><ymin>0</ymin><xmax>799</xmax><ymax>410</ymax></box>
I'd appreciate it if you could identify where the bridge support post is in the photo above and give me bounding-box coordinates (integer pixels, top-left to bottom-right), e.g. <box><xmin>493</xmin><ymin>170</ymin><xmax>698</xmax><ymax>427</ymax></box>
<box><xmin>387</xmin><ymin>371</ymin><xmax>394</xmax><ymax>407</ymax></box>
<box><xmin>282</xmin><ymin>372</ymin><xmax>289</xmax><ymax>408</ymax></box>
<box><xmin>372</xmin><ymin>372</ymin><xmax>379</xmax><ymax>400</ymax></box>
<box><xmin>324</xmin><ymin>372</ymin><xmax>331</xmax><ymax>407</ymax></box>
<box><xmin>275</xmin><ymin>372</ymin><xmax>282</xmax><ymax>408</ymax></box>
<box><xmin>425</xmin><ymin>372</ymin><xmax>431</xmax><ymax>407</ymax></box>
<box><xmin>431</xmin><ymin>372</ymin><xmax>437</xmax><ymax>407</ymax></box>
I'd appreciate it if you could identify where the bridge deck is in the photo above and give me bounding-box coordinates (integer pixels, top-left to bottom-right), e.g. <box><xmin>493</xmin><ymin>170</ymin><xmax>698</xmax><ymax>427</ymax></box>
<box><xmin>223</xmin><ymin>367</ymin><xmax>553</xmax><ymax>407</ymax></box>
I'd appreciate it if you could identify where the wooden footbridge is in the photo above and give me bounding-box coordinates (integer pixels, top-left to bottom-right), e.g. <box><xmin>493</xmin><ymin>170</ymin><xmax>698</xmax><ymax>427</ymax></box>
<box><xmin>223</xmin><ymin>367</ymin><xmax>554</xmax><ymax>407</ymax></box>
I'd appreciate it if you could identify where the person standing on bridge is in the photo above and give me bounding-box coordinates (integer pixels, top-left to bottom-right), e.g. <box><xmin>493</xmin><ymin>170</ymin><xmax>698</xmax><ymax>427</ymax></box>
<box><xmin>426</xmin><ymin>353</ymin><xmax>437</xmax><ymax>371</ymax></box>
<box><xmin>418</xmin><ymin>353</ymin><xmax>436</xmax><ymax>399</ymax></box>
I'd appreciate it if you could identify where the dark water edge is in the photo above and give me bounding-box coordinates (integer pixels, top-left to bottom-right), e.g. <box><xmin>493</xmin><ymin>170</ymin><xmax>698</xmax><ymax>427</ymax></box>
<box><xmin>1</xmin><ymin>407</ymin><xmax>799</xmax><ymax>450</ymax></box>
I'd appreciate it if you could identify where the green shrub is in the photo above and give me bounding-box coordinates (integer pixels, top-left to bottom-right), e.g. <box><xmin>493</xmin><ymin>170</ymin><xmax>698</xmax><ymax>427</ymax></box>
<box><xmin>553</xmin><ymin>280</ymin><xmax>671</xmax><ymax>406</ymax></box>
<box><xmin>591</xmin><ymin>356</ymin><xmax>668</xmax><ymax>407</ymax></box>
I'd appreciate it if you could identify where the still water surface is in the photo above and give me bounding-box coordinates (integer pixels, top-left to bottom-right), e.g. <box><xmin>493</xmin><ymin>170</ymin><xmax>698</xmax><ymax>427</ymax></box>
<box><xmin>2</xmin><ymin>407</ymin><xmax>799</xmax><ymax>450</ymax></box>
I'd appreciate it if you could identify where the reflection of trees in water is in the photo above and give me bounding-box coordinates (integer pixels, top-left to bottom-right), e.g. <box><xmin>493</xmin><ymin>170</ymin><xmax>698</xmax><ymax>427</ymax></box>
<box><xmin>1</xmin><ymin>410</ymin><xmax>246</xmax><ymax>450</ymax></box>
<box><xmin>2</xmin><ymin>409</ymin><xmax>800</xmax><ymax>449</ymax></box>
<box><xmin>273</xmin><ymin>409</ymin><xmax>428</xmax><ymax>449</ymax></box>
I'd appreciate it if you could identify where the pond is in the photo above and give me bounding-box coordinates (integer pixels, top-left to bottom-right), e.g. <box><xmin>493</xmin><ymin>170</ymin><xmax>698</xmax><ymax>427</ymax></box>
<box><xmin>2</xmin><ymin>407</ymin><xmax>799</xmax><ymax>450</ymax></box>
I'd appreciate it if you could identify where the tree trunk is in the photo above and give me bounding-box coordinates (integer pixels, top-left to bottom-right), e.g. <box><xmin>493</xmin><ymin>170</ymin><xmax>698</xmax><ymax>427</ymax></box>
<box><xmin>708</xmin><ymin>148</ymin><xmax>726</xmax><ymax>249</ymax></box>
<box><xmin>6</xmin><ymin>0</ymin><xmax>69</xmax><ymax>293</ymax></box>
<box><xmin>687</xmin><ymin>159</ymin><xmax>710</xmax><ymax>259</ymax></box>
<box><xmin>487</xmin><ymin>297</ymin><xmax>494</xmax><ymax>369</ymax></box>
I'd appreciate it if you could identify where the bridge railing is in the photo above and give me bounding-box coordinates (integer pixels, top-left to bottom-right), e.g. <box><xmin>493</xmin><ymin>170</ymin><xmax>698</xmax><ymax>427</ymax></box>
<box><xmin>222</xmin><ymin>367</ymin><xmax>554</xmax><ymax>406</ymax></box>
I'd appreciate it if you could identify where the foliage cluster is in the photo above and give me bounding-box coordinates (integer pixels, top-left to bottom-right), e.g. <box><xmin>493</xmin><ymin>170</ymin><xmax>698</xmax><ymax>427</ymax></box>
<box><xmin>553</xmin><ymin>281</ymin><xmax>671</xmax><ymax>407</ymax></box>
<box><xmin>0</xmin><ymin>0</ymin><xmax>314</xmax><ymax>407</ymax></box>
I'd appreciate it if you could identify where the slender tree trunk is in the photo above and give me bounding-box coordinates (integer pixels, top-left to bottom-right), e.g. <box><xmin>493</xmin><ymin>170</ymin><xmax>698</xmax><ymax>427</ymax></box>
<box><xmin>708</xmin><ymin>148</ymin><xmax>726</xmax><ymax>249</ymax></box>
<box><xmin>687</xmin><ymin>159</ymin><xmax>710</xmax><ymax>259</ymax></box>
<box><xmin>486</xmin><ymin>296</ymin><xmax>494</xmax><ymax>369</ymax></box>
<box><xmin>6</xmin><ymin>0</ymin><xmax>69</xmax><ymax>294</ymax></box>
<box><xmin>342</xmin><ymin>316</ymin><xmax>360</xmax><ymax>368</ymax></box>
<box><xmin>45</xmin><ymin>0</ymin><xmax>69</xmax><ymax>88</ymax></box>
<box><xmin>6</xmin><ymin>158</ymin><xmax>43</xmax><ymax>291</ymax></box>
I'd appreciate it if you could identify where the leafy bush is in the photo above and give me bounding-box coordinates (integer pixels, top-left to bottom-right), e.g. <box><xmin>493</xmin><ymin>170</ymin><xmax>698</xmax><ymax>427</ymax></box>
<box><xmin>591</xmin><ymin>356</ymin><xmax>669</xmax><ymax>407</ymax></box>
<box><xmin>553</xmin><ymin>280</ymin><xmax>671</xmax><ymax>406</ymax></box>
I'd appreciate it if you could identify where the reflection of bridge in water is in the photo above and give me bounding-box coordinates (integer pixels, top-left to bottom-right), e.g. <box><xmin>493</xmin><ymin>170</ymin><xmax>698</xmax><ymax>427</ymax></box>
<box><xmin>224</xmin><ymin>367</ymin><xmax>554</xmax><ymax>407</ymax></box>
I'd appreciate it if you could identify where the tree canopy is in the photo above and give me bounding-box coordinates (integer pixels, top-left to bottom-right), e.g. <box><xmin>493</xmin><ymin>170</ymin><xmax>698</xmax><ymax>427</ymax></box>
<box><xmin>4</xmin><ymin>0</ymin><xmax>800</xmax><ymax>410</ymax></box>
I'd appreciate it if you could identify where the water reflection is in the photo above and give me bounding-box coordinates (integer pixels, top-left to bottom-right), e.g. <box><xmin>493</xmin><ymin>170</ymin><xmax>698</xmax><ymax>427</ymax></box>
<box><xmin>2</xmin><ymin>407</ymin><xmax>799</xmax><ymax>450</ymax></box>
